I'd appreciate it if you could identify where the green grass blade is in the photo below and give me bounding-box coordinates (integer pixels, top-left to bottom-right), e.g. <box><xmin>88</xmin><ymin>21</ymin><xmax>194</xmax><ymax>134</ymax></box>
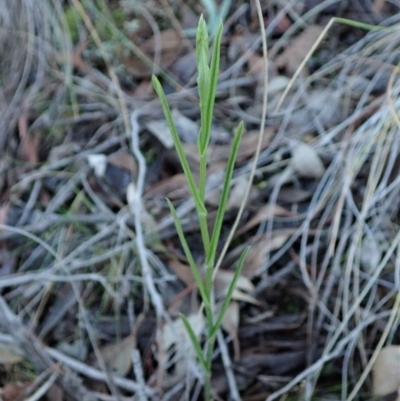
<box><xmin>198</xmin><ymin>20</ymin><xmax>224</xmax><ymax>205</ymax></box>
<box><xmin>194</xmin><ymin>19</ymin><xmax>223</xmax><ymax>221</ymax></box>
<box><xmin>152</xmin><ymin>75</ymin><xmax>207</xmax><ymax>217</ymax></box>
<box><xmin>197</xmin><ymin>19</ymin><xmax>223</xmax><ymax>158</ymax></box>
<box><xmin>196</xmin><ymin>16</ymin><xmax>211</xmax><ymax>157</ymax></box>
<box><xmin>333</xmin><ymin>17</ymin><xmax>388</xmax><ymax>32</ymax></box>
<box><xmin>180</xmin><ymin>314</ymin><xmax>208</xmax><ymax>373</ymax></box>
<box><xmin>196</xmin><ymin>18</ymin><xmax>210</xmax><ymax>200</ymax></box>
<box><xmin>194</xmin><ymin>17</ymin><xmax>212</xmax><ymax>239</ymax></box>
<box><xmin>166</xmin><ymin>199</ymin><xmax>210</xmax><ymax>308</ymax></box>
<box><xmin>208</xmin><ymin>121</ymin><xmax>244</xmax><ymax>266</ymax></box>
<box><xmin>196</xmin><ymin>15</ymin><xmax>209</xmax><ymax>73</ymax></box>
<box><xmin>209</xmin><ymin>247</ymin><xmax>249</xmax><ymax>340</ymax></box>
<box><xmin>204</xmin><ymin>19</ymin><xmax>222</xmax><ymax>146</ymax></box>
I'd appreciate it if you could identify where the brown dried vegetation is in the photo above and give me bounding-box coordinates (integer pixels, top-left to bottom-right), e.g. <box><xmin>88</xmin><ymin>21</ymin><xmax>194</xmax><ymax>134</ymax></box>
<box><xmin>0</xmin><ymin>1</ymin><xmax>400</xmax><ymax>400</ymax></box>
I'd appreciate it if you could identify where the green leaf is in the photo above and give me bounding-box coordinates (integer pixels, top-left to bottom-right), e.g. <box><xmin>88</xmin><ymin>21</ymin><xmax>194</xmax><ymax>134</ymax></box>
<box><xmin>166</xmin><ymin>199</ymin><xmax>210</xmax><ymax>308</ymax></box>
<box><xmin>196</xmin><ymin>16</ymin><xmax>211</xmax><ymax>157</ymax></box>
<box><xmin>334</xmin><ymin>17</ymin><xmax>387</xmax><ymax>32</ymax></box>
<box><xmin>196</xmin><ymin>19</ymin><xmax>224</xmax><ymax>212</ymax></box>
<box><xmin>196</xmin><ymin>16</ymin><xmax>209</xmax><ymax>98</ymax></box>
<box><xmin>181</xmin><ymin>314</ymin><xmax>208</xmax><ymax>373</ymax></box>
<box><xmin>208</xmin><ymin>121</ymin><xmax>244</xmax><ymax>267</ymax></box>
<box><xmin>196</xmin><ymin>15</ymin><xmax>209</xmax><ymax>70</ymax></box>
<box><xmin>197</xmin><ymin>19</ymin><xmax>223</xmax><ymax>158</ymax></box>
<box><xmin>152</xmin><ymin>75</ymin><xmax>207</xmax><ymax>217</ymax></box>
<box><xmin>203</xmin><ymin>19</ymin><xmax>223</xmax><ymax>151</ymax></box>
<box><xmin>209</xmin><ymin>247</ymin><xmax>249</xmax><ymax>340</ymax></box>
<box><xmin>152</xmin><ymin>75</ymin><xmax>210</xmax><ymax>251</ymax></box>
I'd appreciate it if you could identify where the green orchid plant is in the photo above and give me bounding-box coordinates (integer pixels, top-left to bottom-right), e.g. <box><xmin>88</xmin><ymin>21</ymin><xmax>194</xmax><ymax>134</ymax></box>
<box><xmin>152</xmin><ymin>16</ymin><xmax>248</xmax><ymax>401</ymax></box>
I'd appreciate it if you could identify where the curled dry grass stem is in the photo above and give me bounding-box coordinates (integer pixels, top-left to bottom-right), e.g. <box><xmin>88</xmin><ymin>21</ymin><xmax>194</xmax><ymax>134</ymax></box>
<box><xmin>0</xmin><ymin>224</ymin><xmax>122</xmax><ymax>399</ymax></box>
<box><xmin>128</xmin><ymin>110</ymin><xmax>166</xmax><ymax>318</ymax></box>
<box><xmin>257</xmin><ymin>13</ymin><xmax>400</xmax><ymax>401</ymax></box>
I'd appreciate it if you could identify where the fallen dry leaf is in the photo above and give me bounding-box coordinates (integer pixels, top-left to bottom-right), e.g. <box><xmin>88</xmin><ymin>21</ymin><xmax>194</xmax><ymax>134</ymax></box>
<box><xmin>304</xmin><ymin>89</ymin><xmax>342</xmax><ymax>127</ymax></box>
<box><xmin>18</xmin><ymin>114</ymin><xmax>38</xmax><ymax>164</ymax></box>
<box><xmin>289</xmin><ymin>139</ymin><xmax>325</xmax><ymax>179</ymax></box>
<box><xmin>145</xmin><ymin>119</ymin><xmax>175</xmax><ymax>149</ymax></box>
<box><xmin>0</xmin><ymin>346</ymin><xmax>22</xmax><ymax>365</ymax></box>
<box><xmin>86</xmin><ymin>154</ymin><xmax>107</xmax><ymax>177</ymax></box>
<box><xmin>120</xmin><ymin>29</ymin><xmax>182</xmax><ymax>77</ymax></box>
<box><xmin>236</xmin><ymin>129</ymin><xmax>274</xmax><ymax>163</ymax></box>
<box><xmin>225</xmin><ymin>175</ymin><xmax>250</xmax><ymax>210</ymax></box>
<box><xmin>241</xmin><ymin>240</ymin><xmax>269</xmax><ymax>278</ymax></box>
<box><xmin>236</xmin><ymin>204</ymin><xmax>294</xmax><ymax>236</ymax></box>
<box><xmin>158</xmin><ymin>313</ymin><xmax>204</xmax><ymax>388</ymax></box>
<box><xmin>275</xmin><ymin>25</ymin><xmax>325</xmax><ymax>76</ymax></box>
<box><xmin>46</xmin><ymin>385</ymin><xmax>64</xmax><ymax>401</ymax></box>
<box><xmin>373</xmin><ymin>345</ymin><xmax>400</xmax><ymax>397</ymax></box>
<box><xmin>107</xmin><ymin>150</ymin><xmax>137</xmax><ymax>175</ymax></box>
<box><xmin>225</xmin><ymin>231</ymin><xmax>296</xmax><ymax>278</ymax></box>
<box><xmin>168</xmin><ymin>259</ymin><xmax>197</xmax><ymax>287</ymax></box>
<box><xmin>215</xmin><ymin>270</ymin><xmax>259</xmax><ymax>305</ymax></box>
<box><xmin>361</xmin><ymin>233</ymin><xmax>382</xmax><ymax>271</ymax></box>
<box><xmin>1</xmin><ymin>382</ymin><xmax>32</xmax><ymax>401</ymax></box>
<box><xmin>94</xmin><ymin>333</ymin><xmax>136</xmax><ymax>376</ymax></box>
<box><xmin>268</xmin><ymin>75</ymin><xmax>290</xmax><ymax>95</ymax></box>
<box><xmin>144</xmin><ymin>173</ymin><xmax>190</xmax><ymax>201</ymax></box>
<box><xmin>221</xmin><ymin>301</ymin><xmax>241</xmax><ymax>361</ymax></box>
<box><xmin>171</xmin><ymin>108</ymin><xmax>199</xmax><ymax>144</ymax></box>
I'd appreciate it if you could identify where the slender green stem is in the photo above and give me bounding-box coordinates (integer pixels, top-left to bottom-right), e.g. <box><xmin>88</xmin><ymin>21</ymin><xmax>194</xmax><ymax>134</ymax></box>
<box><xmin>167</xmin><ymin>200</ymin><xmax>210</xmax><ymax>306</ymax></box>
<box><xmin>203</xmin><ymin>299</ymin><xmax>214</xmax><ymax>400</ymax></box>
<box><xmin>198</xmin><ymin>154</ymin><xmax>209</xmax><ymax>251</ymax></box>
<box><xmin>199</xmin><ymin>212</ymin><xmax>211</xmax><ymax>255</ymax></box>
<box><xmin>208</xmin><ymin>122</ymin><xmax>244</xmax><ymax>268</ymax></box>
<box><xmin>204</xmin><ymin>332</ymin><xmax>216</xmax><ymax>401</ymax></box>
<box><xmin>205</xmin><ymin>261</ymin><xmax>213</xmax><ymax>301</ymax></box>
<box><xmin>199</xmin><ymin>153</ymin><xmax>208</xmax><ymax>202</ymax></box>
<box><xmin>153</xmin><ymin>16</ymin><xmax>248</xmax><ymax>401</ymax></box>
